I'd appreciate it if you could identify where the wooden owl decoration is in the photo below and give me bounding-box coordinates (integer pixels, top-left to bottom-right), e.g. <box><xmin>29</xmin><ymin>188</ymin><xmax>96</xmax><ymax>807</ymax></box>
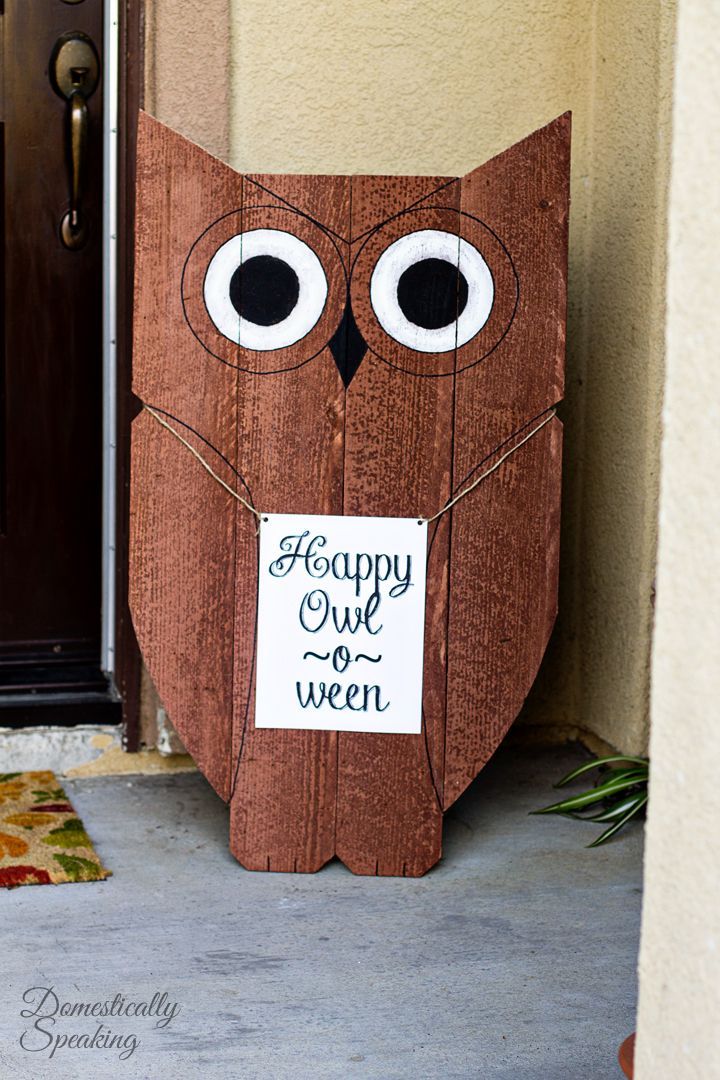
<box><xmin>130</xmin><ymin>110</ymin><xmax>569</xmax><ymax>876</ymax></box>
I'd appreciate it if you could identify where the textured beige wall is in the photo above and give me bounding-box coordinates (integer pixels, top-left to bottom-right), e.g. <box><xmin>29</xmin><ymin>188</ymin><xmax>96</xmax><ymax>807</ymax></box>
<box><xmin>143</xmin><ymin>0</ymin><xmax>231</xmax><ymax>160</ymax></box>
<box><xmin>635</xmin><ymin>2</ymin><xmax>720</xmax><ymax>1075</ymax></box>
<box><xmin>573</xmin><ymin>4</ymin><xmax>675</xmax><ymax>754</ymax></box>
<box><xmin>144</xmin><ymin>1</ymin><xmax>676</xmax><ymax>753</ymax></box>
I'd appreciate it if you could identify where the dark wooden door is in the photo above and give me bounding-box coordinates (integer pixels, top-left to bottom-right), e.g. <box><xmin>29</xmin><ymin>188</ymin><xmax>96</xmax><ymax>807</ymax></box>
<box><xmin>0</xmin><ymin>0</ymin><xmax>118</xmax><ymax>722</ymax></box>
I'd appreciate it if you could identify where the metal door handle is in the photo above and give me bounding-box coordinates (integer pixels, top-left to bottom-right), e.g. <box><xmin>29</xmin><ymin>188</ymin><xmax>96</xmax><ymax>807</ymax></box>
<box><xmin>67</xmin><ymin>91</ymin><xmax>88</xmax><ymax>242</ymax></box>
<box><xmin>49</xmin><ymin>32</ymin><xmax>100</xmax><ymax>250</ymax></box>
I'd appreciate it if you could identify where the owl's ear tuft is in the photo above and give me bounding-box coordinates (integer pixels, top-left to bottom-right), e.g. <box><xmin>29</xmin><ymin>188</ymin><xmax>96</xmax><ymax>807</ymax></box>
<box><xmin>458</xmin><ymin>112</ymin><xmax>569</xmax><ymax>404</ymax></box>
<box><xmin>460</xmin><ymin>112</ymin><xmax>571</xmax><ymax>245</ymax></box>
<box><xmin>133</xmin><ymin>110</ymin><xmax>244</xmax><ymax>405</ymax></box>
<box><xmin>462</xmin><ymin>112</ymin><xmax>571</xmax><ymax>187</ymax></box>
<box><xmin>137</xmin><ymin>109</ymin><xmax>240</xmax><ymax>175</ymax></box>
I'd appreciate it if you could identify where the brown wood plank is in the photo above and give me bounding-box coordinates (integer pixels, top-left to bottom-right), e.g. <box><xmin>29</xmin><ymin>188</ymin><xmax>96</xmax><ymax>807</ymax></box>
<box><xmin>130</xmin><ymin>112</ymin><xmax>240</xmax><ymax>798</ymax></box>
<box><xmin>129</xmin><ymin>411</ymin><xmax>237</xmax><ymax>799</ymax></box>
<box><xmin>443</xmin><ymin>115</ymin><xmax>570</xmax><ymax>806</ymax></box>
<box><xmin>335</xmin><ymin>178</ymin><xmax>460</xmax><ymax>876</ymax></box>
<box><xmin>228</xmin><ymin>175</ymin><xmax>349</xmax><ymax>872</ymax></box>
<box><xmin>349</xmin><ymin>175</ymin><xmax>456</xmax><ymax>243</ymax></box>
<box><xmin>443</xmin><ymin>417</ymin><xmax>563</xmax><ymax>806</ymax></box>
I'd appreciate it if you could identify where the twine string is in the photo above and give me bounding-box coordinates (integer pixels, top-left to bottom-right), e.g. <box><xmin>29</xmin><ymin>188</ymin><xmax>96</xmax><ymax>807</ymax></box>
<box><xmin>142</xmin><ymin>405</ymin><xmax>262</xmax><ymax>522</ymax></box>
<box><xmin>421</xmin><ymin>409</ymin><xmax>557</xmax><ymax>525</ymax></box>
<box><xmin>143</xmin><ymin>403</ymin><xmax>556</xmax><ymax>526</ymax></box>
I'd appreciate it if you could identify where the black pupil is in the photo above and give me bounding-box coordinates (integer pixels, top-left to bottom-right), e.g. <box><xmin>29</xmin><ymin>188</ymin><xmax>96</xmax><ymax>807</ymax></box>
<box><xmin>397</xmin><ymin>257</ymin><xmax>468</xmax><ymax>330</ymax></box>
<box><xmin>229</xmin><ymin>254</ymin><xmax>299</xmax><ymax>326</ymax></box>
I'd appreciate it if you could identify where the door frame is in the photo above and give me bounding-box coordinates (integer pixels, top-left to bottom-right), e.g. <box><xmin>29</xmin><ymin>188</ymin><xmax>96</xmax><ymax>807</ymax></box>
<box><xmin>106</xmin><ymin>0</ymin><xmax>144</xmax><ymax>749</ymax></box>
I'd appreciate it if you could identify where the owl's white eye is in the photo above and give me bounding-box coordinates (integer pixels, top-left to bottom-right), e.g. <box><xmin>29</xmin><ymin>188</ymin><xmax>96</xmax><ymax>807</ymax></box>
<box><xmin>369</xmin><ymin>229</ymin><xmax>494</xmax><ymax>353</ymax></box>
<box><xmin>203</xmin><ymin>229</ymin><xmax>328</xmax><ymax>351</ymax></box>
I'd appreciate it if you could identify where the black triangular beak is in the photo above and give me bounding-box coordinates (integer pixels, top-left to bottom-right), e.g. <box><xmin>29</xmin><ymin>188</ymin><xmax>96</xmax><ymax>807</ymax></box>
<box><xmin>329</xmin><ymin>298</ymin><xmax>367</xmax><ymax>387</ymax></box>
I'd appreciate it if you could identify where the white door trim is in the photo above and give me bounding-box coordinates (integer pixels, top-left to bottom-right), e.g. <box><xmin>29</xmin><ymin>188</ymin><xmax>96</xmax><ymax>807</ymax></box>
<box><xmin>101</xmin><ymin>0</ymin><xmax>120</xmax><ymax>679</ymax></box>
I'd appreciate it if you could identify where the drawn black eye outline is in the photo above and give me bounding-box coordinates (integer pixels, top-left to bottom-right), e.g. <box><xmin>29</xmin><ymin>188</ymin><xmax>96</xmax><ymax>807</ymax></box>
<box><xmin>348</xmin><ymin>206</ymin><xmax>519</xmax><ymax>378</ymax></box>
<box><xmin>203</xmin><ymin>228</ymin><xmax>328</xmax><ymax>351</ymax></box>
<box><xmin>369</xmin><ymin>228</ymin><xmax>494</xmax><ymax>353</ymax></box>
<box><xmin>182</xmin><ymin>204</ymin><xmax>348</xmax><ymax>374</ymax></box>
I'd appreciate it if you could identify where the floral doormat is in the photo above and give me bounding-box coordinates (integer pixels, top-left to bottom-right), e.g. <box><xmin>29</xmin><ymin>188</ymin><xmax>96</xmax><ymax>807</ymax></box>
<box><xmin>0</xmin><ymin>771</ymin><xmax>110</xmax><ymax>888</ymax></box>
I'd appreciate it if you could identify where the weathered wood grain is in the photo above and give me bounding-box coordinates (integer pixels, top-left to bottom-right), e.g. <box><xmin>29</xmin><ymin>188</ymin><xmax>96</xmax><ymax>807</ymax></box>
<box><xmin>130</xmin><ymin>112</ymin><xmax>240</xmax><ymax>799</ymax></box>
<box><xmin>443</xmin><ymin>114</ymin><xmax>570</xmax><ymax>806</ymax></box>
<box><xmin>228</xmin><ymin>176</ymin><xmax>349</xmax><ymax>872</ymax></box>
<box><xmin>444</xmin><ymin>418</ymin><xmax>563</xmax><ymax>806</ymax></box>
<box><xmin>335</xmin><ymin>179</ymin><xmax>461</xmax><ymax>876</ymax></box>
<box><xmin>349</xmin><ymin>174</ymin><xmax>456</xmax><ymax>243</ymax></box>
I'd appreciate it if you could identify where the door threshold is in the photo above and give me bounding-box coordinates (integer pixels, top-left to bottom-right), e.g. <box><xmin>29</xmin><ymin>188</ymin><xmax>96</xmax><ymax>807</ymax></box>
<box><xmin>0</xmin><ymin>689</ymin><xmax>122</xmax><ymax>728</ymax></box>
<box><xmin>0</xmin><ymin>721</ymin><xmax>122</xmax><ymax>775</ymax></box>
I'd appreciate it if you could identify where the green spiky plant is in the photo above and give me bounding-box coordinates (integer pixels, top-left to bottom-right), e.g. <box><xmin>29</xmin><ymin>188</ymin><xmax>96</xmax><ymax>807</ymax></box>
<box><xmin>531</xmin><ymin>755</ymin><xmax>649</xmax><ymax>847</ymax></box>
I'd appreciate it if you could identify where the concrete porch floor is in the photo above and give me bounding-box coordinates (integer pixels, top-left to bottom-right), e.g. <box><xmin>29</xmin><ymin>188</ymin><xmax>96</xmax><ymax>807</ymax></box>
<box><xmin>0</xmin><ymin>742</ymin><xmax>642</xmax><ymax>1080</ymax></box>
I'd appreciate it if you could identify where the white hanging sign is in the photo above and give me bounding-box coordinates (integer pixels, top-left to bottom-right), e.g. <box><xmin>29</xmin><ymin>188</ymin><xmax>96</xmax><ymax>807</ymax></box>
<box><xmin>254</xmin><ymin>514</ymin><xmax>428</xmax><ymax>734</ymax></box>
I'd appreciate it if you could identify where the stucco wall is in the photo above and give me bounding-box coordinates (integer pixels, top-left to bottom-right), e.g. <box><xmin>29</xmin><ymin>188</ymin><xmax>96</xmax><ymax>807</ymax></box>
<box><xmin>143</xmin><ymin>0</ymin><xmax>231</xmax><ymax>160</ymax></box>
<box><xmin>635</xmin><ymin>2</ymin><xmax>720</xmax><ymax>1075</ymax></box>
<box><xmin>573</xmin><ymin>4</ymin><xmax>674</xmax><ymax>754</ymax></box>
<box><xmin>144</xmin><ymin>0</ymin><xmax>675</xmax><ymax>754</ymax></box>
